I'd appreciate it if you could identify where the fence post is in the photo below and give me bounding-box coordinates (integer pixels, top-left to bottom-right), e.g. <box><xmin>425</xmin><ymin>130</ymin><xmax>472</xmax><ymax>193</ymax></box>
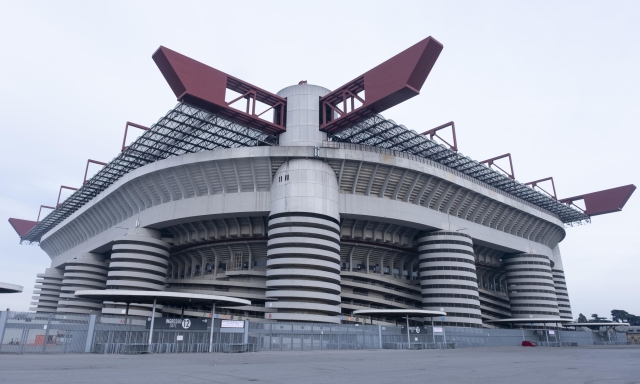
<box><xmin>378</xmin><ymin>324</ymin><xmax>382</xmax><ymax>349</ymax></box>
<box><xmin>0</xmin><ymin>311</ymin><xmax>8</xmax><ymax>352</ymax></box>
<box><xmin>84</xmin><ymin>314</ymin><xmax>97</xmax><ymax>353</ymax></box>
<box><xmin>42</xmin><ymin>313</ymin><xmax>53</xmax><ymax>353</ymax></box>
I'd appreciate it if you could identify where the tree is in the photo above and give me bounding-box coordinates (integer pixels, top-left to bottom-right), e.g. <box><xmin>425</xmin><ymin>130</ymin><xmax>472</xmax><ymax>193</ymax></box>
<box><xmin>611</xmin><ymin>310</ymin><xmax>630</xmax><ymax>322</ymax></box>
<box><xmin>578</xmin><ymin>313</ymin><xmax>588</xmax><ymax>323</ymax></box>
<box><xmin>611</xmin><ymin>310</ymin><xmax>640</xmax><ymax>326</ymax></box>
<box><xmin>590</xmin><ymin>314</ymin><xmax>607</xmax><ymax>322</ymax></box>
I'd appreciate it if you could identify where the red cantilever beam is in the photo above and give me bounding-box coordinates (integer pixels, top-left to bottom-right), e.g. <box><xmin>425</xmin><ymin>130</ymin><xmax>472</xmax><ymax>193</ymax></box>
<box><xmin>122</xmin><ymin>122</ymin><xmax>150</xmax><ymax>152</ymax></box>
<box><xmin>153</xmin><ymin>46</ymin><xmax>287</xmax><ymax>135</ymax></box>
<box><xmin>84</xmin><ymin>159</ymin><xmax>108</xmax><ymax>184</ymax></box>
<box><xmin>480</xmin><ymin>153</ymin><xmax>515</xmax><ymax>179</ymax></box>
<box><xmin>559</xmin><ymin>184</ymin><xmax>636</xmax><ymax>217</ymax></box>
<box><xmin>319</xmin><ymin>36</ymin><xmax>444</xmax><ymax>135</ymax></box>
<box><xmin>421</xmin><ymin>121</ymin><xmax>458</xmax><ymax>152</ymax></box>
<box><xmin>8</xmin><ymin>218</ymin><xmax>38</xmax><ymax>237</ymax></box>
<box><xmin>56</xmin><ymin>186</ymin><xmax>78</xmax><ymax>207</ymax></box>
<box><xmin>37</xmin><ymin>205</ymin><xmax>55</xmax><ymax>222</ymax></box>
<box><xmin>525</xmin><ymin>177</ymin><xmax>557</xmax><ymax>200</ymax></box>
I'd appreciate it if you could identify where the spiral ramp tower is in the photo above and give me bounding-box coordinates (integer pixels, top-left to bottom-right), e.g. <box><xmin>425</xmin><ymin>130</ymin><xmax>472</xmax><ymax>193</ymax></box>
<box><xmin>103</xmin><ymin>228</ymin><xmax>169</xmax><ymax>317</ymax></box>
<box><xmin>550</xmin><ymin>245</ymin><xmax>573</xmax><ymax>320</ymax></box>
<box><xmin>502</xmin><ymin>254</ymin><xmax>560</xmax><ymax>320</ymax></box>
<box><xmin>57</xmin><ymin>253</ymin><xmax>108</xmax><ymax>314</ymax></box>
<box><xmin>418</xmin><ymin>231</ymin><xmax>483</xmax><ymax>328</ymax></box>
<box><xmin>31</xmin><ymin>268</ymin><xmax>63</xmax><ymax>313</ymax></box>
<box><xmin>264</xmin><ymin>85</ymin><xmax>342</xmax><ymax>323</ymax></box>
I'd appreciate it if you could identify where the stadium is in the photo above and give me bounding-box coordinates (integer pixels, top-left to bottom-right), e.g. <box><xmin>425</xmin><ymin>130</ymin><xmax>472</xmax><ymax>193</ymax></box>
<box><xmin>8</xmin><ymin>36</ymin><xmax>636</xmax><ymax>329</ymax></box>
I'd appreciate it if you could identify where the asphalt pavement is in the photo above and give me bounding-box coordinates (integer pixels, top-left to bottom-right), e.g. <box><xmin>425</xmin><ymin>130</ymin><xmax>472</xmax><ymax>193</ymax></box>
<box><xmin>0</xmin><ymin>345</ymin><xmax>639</xmax><ymax>384</ymax></box>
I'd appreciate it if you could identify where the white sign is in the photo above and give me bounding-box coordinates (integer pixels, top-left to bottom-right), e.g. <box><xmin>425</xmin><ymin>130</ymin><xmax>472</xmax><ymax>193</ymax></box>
<box><xmin>433</xmin><ymin>326</ymin><xmax>444</xmax><ymax>333</ymax></box>
<box><xmin>549</xmin><ymin>330</ymin><xmax>555</xmax><ymax>335</ymax></box>
<box><xmin>176</xmin><ymin>335</ymin><xmax>183</xmax><ymax>341</ymax></box>
<box><xmin>221</xmin><ymin>320</ymin><xmax>244</xmax><ymax>328</ymax></box>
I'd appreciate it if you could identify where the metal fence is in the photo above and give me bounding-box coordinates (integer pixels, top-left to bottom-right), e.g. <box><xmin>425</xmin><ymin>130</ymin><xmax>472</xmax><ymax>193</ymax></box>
<box><xmin>592</xmin><ymin>341</ymin><xmax>629</xmax><ymax>346</ymax></box>
<box><xmin>0</xmin><ymin>312</ymin><xmax>89</xmax><ymax>354</ymax></box>
<box><xmin>383</xmin><ymin>342</ymin><xmax>457</xmax><ymax>350</ymax></box>
<box><xmin>0</xmin><ymin>311</ymin><xmax>630</xmax><ymax>355</ymax></box>
<box><xmin>248</xmin><ymin>322</ymin><xmax>381</xmax><ymax>351</ymax></box>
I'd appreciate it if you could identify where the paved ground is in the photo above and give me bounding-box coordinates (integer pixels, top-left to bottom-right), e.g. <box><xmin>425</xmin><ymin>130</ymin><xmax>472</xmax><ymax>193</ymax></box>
<box><xmin>0</xmin><ymin>346</ymin><xmax>639</xmax><ymax>384</ymax></box>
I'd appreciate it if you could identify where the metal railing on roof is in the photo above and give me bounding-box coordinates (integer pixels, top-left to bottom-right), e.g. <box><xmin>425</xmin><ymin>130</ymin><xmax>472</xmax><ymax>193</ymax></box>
<box><xmin>21</xmin><ymin>103</ymin><xmax>278</xmax><ymax>243</ymax></box>
<box><xmin>326</xmin><ymin>114</ymin><xmax>589</xmax><ymax>225</ymax></box>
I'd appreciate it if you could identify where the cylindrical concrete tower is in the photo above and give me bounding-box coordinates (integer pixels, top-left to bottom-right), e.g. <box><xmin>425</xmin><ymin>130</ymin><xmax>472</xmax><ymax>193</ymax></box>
<box><xmin>503</xmin><ymin>254</ymin><xmax>560</xmax><ymax>319</ymax></box>
<box><xmin>57</xmin><ymin>253</ymin><xmax>108</xmax><ymax>314</ymax></box>
<box><xmin>32</xmin><ymin>267</ymin><xmax>64</xmax><ymax>313</ymax></box>
<box><xmin>266</xmin><ymin>159</ymin><xmax>341</xmax><ymax>323</ymax></box>
<box><xmin>105</xmin><ymin>228</ymin><xmax>169</xmax><ymax>317</ymax></box>
<box><xmin>107</xmin><ymin>228</ymin><xmax>170</xmax><ymax>291</ymax></box>
<box><xmin>418</xmin><ymin>231</ymin><xmax>482</xmax><ymax>328</ymax></box>
<box><xmin>276</xmin><ymin>84</ymin><xmax>330</xmax><ymax>146</ymax></box>
<box><xmin>550</xmin><ymin>245</ymin><xmax>573</xmax><ymax>320</ymax></box>
<box><xmin>265</xmin><ymin>84</ymin><xmax>341</xmax><ymax>323</ymax></box>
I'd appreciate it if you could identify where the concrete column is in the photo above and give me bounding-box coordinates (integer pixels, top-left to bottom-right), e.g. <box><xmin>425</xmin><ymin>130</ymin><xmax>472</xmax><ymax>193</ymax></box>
<box><xmin>418</xmin><ymin>231</ymin><xmax>482</xmax><ymax>328</ymax></box>
<box><xmin>84</xmin><ymin>314</ymin><xmax>97</xmax><ymax>352</ymax></box>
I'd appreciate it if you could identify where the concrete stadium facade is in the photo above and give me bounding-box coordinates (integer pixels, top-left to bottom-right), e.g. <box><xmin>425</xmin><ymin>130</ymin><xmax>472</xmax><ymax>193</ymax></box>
<box><xmin>24</xmin><ymin>82</ymin><xmax>578</xmax><ymax>327</ymax></box>
<box><xmin>14</xmin><ymin>38</ymin><xmax>633</xmax><ymax>328</ymax></box>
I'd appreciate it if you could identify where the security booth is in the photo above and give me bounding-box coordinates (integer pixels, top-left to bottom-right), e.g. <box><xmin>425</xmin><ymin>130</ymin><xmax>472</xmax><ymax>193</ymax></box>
<box><xmin>75</xmin><ymin>290</ymin><xmax>250</xmax><ymax>353</ymax></box>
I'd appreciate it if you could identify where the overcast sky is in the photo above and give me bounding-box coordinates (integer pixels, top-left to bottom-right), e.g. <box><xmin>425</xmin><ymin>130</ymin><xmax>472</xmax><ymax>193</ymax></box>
<box><xmin>0</xmin><ymin>0</ymin><xmax>638</xmax><ymax>319</ymax></box>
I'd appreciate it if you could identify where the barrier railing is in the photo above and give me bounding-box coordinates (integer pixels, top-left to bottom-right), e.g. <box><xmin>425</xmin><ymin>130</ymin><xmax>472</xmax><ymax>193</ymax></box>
<box><xmin>383</xmin><ymin>342</ymin><xmax>457</xmax><ymax>350</ymax></box>
<box><xmin>92</xmin><ymin>342</ymin><xmax>257</xmax><ymax>354</ymax></box>
<box><xmin>536</xmin><ymin>342</ymin><xmax>579</xmax><ymax>347</ymax></box>
<box><xmin>0</xmin><ymin>311</ymin><xmax>630</xmax><ymax>354</ymax></box>
<box><xmin>592</xmin><ymin>341</ymin><xmax>629</xmax><ymax>346</ymax></box>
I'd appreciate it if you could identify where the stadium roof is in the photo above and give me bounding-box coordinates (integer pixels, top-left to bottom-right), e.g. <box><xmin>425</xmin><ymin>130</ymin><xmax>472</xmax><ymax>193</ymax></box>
<box><xmin>74</xmin><ymin>289</ymin><xmax>250</xmax><ymax>307</ymax></box>
<box><xmin>329</xmin><ymin>114</ymin><xmax>590</xmax><ymax>224</ymax></box>
<box><xmin>485</xmin><ymin>318</ymin><xmax>574</xmax><ymax>324</ymax></box>
<box><xmin>19</xmin><ymin>103</ymin><xmax>594</xmax><ymax>244</ymax></box>
<box><xmin>352</xmin><ymin>309</ymin><xmax>447</xmax><ymax>318</ymax></box>
<box><xmin>0</xmin><ymin>282</ymin><xmax>23</xmax><ymax>294</ymax></box>
<box><xmin>19</xmin><ymin>103</ymin><xmax>278</xmax><ymax>243</ymax></box>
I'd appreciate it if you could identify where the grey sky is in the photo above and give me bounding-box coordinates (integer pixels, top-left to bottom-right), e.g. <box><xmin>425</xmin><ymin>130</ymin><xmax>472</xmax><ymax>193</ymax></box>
<box><xmin>0</xmin><ymin>0</ymin><xmax>638</xmax><ymax>319</ymax></box>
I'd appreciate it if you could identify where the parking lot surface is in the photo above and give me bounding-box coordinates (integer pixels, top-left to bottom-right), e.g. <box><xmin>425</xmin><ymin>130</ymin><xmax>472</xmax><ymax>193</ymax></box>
<box><xmin>0</xmin><ymin>345</ymin><xmax>639</xmax><ymax>384</ymax></box>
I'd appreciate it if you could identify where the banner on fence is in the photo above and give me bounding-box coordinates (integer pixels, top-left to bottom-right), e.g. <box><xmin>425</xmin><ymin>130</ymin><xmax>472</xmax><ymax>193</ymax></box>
<box><xmin>146</xmin><ymin>318</ymin><xmax>209</xmax><ymax>330</ymax></box>
<box><xmin>221</xmin><ymin>320</ymin><xmax>244</xmax><ymax>328</ymax></box>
